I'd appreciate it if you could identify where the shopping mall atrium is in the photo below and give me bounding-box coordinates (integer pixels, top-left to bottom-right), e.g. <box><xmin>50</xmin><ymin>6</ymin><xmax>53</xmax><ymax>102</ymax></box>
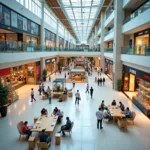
<box><xmin>0</xmin><ymin>0</ymin><xmax>150</xmax><ymax>150</ymax></box>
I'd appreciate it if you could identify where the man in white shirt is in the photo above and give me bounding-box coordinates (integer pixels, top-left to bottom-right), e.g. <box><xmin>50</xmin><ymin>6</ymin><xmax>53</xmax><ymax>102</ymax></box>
<box><xmin>75</xmin><ymin>90</ymin><xmax>80</xmax><ymax>105</ymax></box>
<box><xmin>96</xmin><ymin>108</ymin><xmax>103</xmax><ymax>129</ymax></box>
<box><xmin>85</xmin><ymin>84</ymin><xmax>89</xmax><ymax>94</ymax></box>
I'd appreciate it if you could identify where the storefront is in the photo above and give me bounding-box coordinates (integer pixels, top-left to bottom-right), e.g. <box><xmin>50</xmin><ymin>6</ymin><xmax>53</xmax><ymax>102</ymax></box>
<box><xmin>108</xmin><ymin>41</ymin><xmax>114</xmax><ymax>48</ymax></box>
<box><xmin>134</xmin><ymin>28</ymin><xmax>150</xmax><ymax>55</ymax></box>
<box><xmin>45</xmin><ymin>58</ymin><xmax>56</xmax><ymax>76</ymax></box>
<box><xmin>45</xmin><ymin>29</ymin><xmax>56</xmax><ymax>50</ymax></box>
<box><xmin>105</xmin><ymin>58</ymin><xmax>113</xmax><ymax>79</ymax></box>
<box><xmin>59</xmin><ymin>37</ymin><xmax>64</xmax><ymax>49</ymax></box>
<box><xmin>0</xmin><ymin>3</ymin><xmax>40</xmax><ymax>51</ymax></box>
<box><xmin>0</xmin><ymin>62</ymin><xmax>41</xmax><ymax>89</ymax></box>
<box><xmin>122</xmin><ymin>65</ymin><xmax>150</xmax><ymax>116</ymax></box>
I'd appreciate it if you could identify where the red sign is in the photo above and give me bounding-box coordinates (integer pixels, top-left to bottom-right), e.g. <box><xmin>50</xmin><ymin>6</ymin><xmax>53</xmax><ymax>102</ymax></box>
<box><xmin>0</xmin><ymin>68</ymin><xmax>10</xmax><ymax>76</ymax></box>
<box><xmin>144</xmin><ymin>75</ymin><xmax>150</xmax><ymax>81</ymax></box>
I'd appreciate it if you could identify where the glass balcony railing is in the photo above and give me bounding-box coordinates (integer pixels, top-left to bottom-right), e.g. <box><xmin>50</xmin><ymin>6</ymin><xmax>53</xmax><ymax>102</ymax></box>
<box><xmin>0</xmin><ymin>40</ymin><xmax>100</xmax><ymax>52</ymax></box>
<box><xmin>104</xmin><ymin>48</ymin><xmax>113</xmax><ymax>53</ymax></box>
<box><xmin>121</xmin><ymin>45</ymin><xmax>150</xmax><ymax>56</ymax></box>
<box><xmin>124</xmin><ymin>1</ymin><xmax>150</xmax><ymax>24</ymax></box>
<box><xmin>105</xmin><ymin>28</ymin><xmax>114</xmax><ymax>37</ymax></box>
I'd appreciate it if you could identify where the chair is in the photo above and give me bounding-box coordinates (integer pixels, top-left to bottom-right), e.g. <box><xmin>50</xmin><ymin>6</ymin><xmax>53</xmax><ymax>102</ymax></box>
<box><xmin>37</xmin><ymin>142</ymin><xmax>50</xmax><ymax>150</ymax></box>
<box><xmin>63</xmin><ymin>122</ymin><xmax>74</xmax><ymax>135</ymax></box>
<box><xmin>127</xmin><ymin>111</ymin><xmax>136</xmax><ymax>125</ymax></box>
<box><xmin>17</xmin><ymin>121</ymin><xmax>28</xmax><ymax>140</ymax></box>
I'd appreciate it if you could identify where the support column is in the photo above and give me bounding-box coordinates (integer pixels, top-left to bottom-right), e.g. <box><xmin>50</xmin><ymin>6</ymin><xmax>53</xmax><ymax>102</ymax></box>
<box><xmin>113</xmin><ymin>0</ymin><xmax>124</xmax><ymax>90</ymax></box>
<box><xmin>100</xmin><ymin>12</ymin><xmax>105</xmax><ymax>72</ymax></box>
<box><xmin>92</xmin><ymin>32</ymin><xmax>95</xmax><ymax>49</ymax></box>
<box><xmin>95</xmin><ymin>26</ymin><xmax>98</xmax><ymax>51</ymax></box>
<box><xmin>40</xmin><ymin>57</ymin><xmax>46</xmax><ymax>76</ymax></box>
<box><xmin>40</xmin><ymin>1</ymin><xmax>45</xmax><ymax>48</ymax></box>
<box><xmin>56</xmin><ymin>19</ymin><xmax>59</xmax><ymax>50</ymax></box>
<box><xmin>56</xmin><ymin>56</ymin><xmax>59</xmax><ymax>70</ymax></box>
<box><xmin>64</xmin><ymin>29</ymin><xmax>66</xmax><ymax>49</ymax></box>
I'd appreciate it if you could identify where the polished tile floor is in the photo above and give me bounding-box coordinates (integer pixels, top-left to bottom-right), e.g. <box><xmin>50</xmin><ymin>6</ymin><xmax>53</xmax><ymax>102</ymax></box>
<box><xmin>0</xmin><ymin>71</ymin><xmax>150</xmax><ymax>150</ymax></box>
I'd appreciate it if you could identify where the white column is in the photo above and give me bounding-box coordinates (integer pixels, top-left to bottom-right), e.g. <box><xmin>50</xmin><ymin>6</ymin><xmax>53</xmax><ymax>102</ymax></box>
<box><xmin>40</xmin><ymin>57</ymin><xmax>46</xmax><ymax>75</ymax></box>
<box><xmin>100</xmin><ymin>12</ymin><xmax>105</xmax><ymax>72</ymax></box>
<box><xmin>64</xmin><ymin>29</ymin><xmax>66</xmax><ymax>49</ymax></box>
<box><xmin>56</xmin><ymin>19</ymin><xmax>59</xmax><ymax>49</ymax></box>
<box><xmin>92</xmin><ymin>32</ymin><xmax>95</xmax><ymax>49</ymax></box>
<box><xmin>95</xmin><ymin>26</ymin><xmax>98</xmax><ymax>50</ymax></box>
<box><xmin>40</xmin><ymin>1</ymin><xmax>45</xmax><ymax>47</ymax></box>
<box><xmin>113</xmin><ymin>0</ymin><xmax>124</xmax><ymax>90</ymax></box>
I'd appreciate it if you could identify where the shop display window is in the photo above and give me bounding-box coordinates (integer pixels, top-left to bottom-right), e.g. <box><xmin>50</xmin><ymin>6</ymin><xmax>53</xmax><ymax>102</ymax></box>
<box><xmin>27</xmin><ymin>66</ymin><xmax>35</xmax><ymax>84</ymax></box>
<box><xmin>135</xmin><ymin>34</ymin><xmax>149</xmax><ymax>55</ymax></box>
<box><xmin>135</xmin><ymin>79</ymin><xmax>150</xmax><ymax>109</ymax></box>
<box><xmin>123</xmin><ymin>73</ymin><xmax>129</xmax><ymax>91</ymax></box>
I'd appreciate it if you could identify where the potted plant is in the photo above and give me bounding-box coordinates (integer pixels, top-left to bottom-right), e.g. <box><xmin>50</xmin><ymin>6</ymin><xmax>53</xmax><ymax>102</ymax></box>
<box><xmin>117</xmin><ymin>79</ymin><xmax>122</xmax><ymax>91</ymax></box>
<box><xmin>42</xmin><ymin>69</ymin><xmax>47</xmax><ymax>82</ymax></box>
<box><xmin>0</xmin><ymin>83</ymin><xmax>9</xmax><ymax>117</ymax></box>
<box><xmin>57</xmin><ymin>62</ymin><xmax>62</xmax><ymax>71</ymax></box>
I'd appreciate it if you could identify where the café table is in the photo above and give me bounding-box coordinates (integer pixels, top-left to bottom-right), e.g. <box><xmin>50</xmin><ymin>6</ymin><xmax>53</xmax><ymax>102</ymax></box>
<box><xmin>31</xmin><ymin>115</ymin><xmax>58</xmax><ymax>135</ymax></box>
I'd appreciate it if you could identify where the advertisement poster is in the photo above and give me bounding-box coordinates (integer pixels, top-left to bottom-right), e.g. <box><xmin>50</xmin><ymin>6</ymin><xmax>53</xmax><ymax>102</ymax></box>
<box><xmin>23</xmin><ymin>17</ymin><xmax>27</xmax><ymax>31</ymax></box>
<box><xmin>0</xmin><ymin>5</ymin><xmax>3</xmax><ymax>24</ymax></box>
<box><xmin>31</xmin><ymin>22</ymin><xmax>35</xmax><ymax>34</ymax></box>
<box><xmin>18</xmin><ymin>14</ymin><xmax>23</xmax><ymax>30</ymax></box>
<box><xmin>4</xmin><ymin>7</ymin><xmax>10</xmax><ymax>26</ymax></box>
<box><xmin>51</xmin><ymin>32</ymin><xmax>55</xmax><ymax>42</ymax></box>
<box><xmin>11</xmin><ymin>11</ymin><xmax>17</xmax><ymax>28</ymax></box>
<box><xmin>27</xmin><ymin>19</ymin><xmax>31</xmax><ymax>33</ymax></box>
<box><xmin>31</xmin><ymin>22</ymin><xmax>38</xmax><ymax>35</ymax></box>
<box><xmin>46</xmin><ymin>30</ymin><xmax>50</xmax><ymax>40</ymax></box>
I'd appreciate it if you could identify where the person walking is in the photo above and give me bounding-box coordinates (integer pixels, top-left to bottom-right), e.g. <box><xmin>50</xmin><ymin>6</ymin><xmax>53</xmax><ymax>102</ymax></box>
<box><xmin>96</xmin><ymin>108</ymin><xmax>103</xmax><ymax>129</ymax></box>
<box><xmin>38</xmin><ymin>84</ymin><xmax>42</xmax><ymax>95</ymax></box>
<box><xmin>49</xmin><ymin>76</ymin><xmax>51</xmax><ymax>82</ymax></box>
<box><xmin>64</xmin><ymin>73</ymin><xmax>66</xmax><ymax>79</ymax></box>
<box><xmin>97</xmin><ymin>78</ymin><xmax>100</xmax><ymax>86</ymax></box>
<box><xmin>48</xmin><ymin>90</ymin><xmax>52</xmax><ymax>104</ymax></box>
<box><xmin>85</xmin><ymin>84</ymin><xmax>89</xmax><ymax>94</ymax></box>
<box><xmin>75</xmin><ymin>90</ymin><xmax>80</xmax><ymax>105</ymax></box>
<box><xmin>73</xmin><ymin>80</ymin><xmax>75</xmax><ymax>88</ymax></box>
<box><xmin>90</xmin><ymin>87</ymin><xmax>94</xmax><ymax>99</ymax></box>
<box><xmin>99</xmin><ymin>78</ymin><xmax>102</xmax><ymax>86</ymax></box>
<box><xmin>41</xmin><ymin>83</ymin><xmax>45</xmax><ymax>94</ymax></box>
<box><xmin>101</xmin><ymin>68</ymin><xmax>103</xmax><ymax>73</ymax></box>
<box><xmin>103</xmin><ymin>77</ymin><xmax>105</xmax><ymax>86</ymax></box>
<box><xmin>31</xmin><ymin>88</ymin><xmax>36</xmax><ymax>102</ymax></box>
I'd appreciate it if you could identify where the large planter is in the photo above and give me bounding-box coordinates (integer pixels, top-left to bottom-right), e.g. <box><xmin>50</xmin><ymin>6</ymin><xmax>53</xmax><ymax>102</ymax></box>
<box><xmin>0</xmin><ymin>105</ymin><xmax>8</xmax><ymax>117</ymax></box>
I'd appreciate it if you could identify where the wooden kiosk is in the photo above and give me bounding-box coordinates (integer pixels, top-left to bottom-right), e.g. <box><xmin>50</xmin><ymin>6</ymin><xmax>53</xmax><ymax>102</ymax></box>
<box><xmin>52</xmin><ymin>78</ymin><xmax>65</xmax><ymax>98</ymax></box>
<box><xmin>69</xmin><ymin>69</ymin><xmax>86</xmax><ymax>82</ymax></box>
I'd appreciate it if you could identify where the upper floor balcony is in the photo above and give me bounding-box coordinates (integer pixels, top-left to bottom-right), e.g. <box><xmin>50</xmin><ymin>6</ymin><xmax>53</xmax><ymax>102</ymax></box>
<box><xmin>121</xmin><ymin>45</ymin><xmax>150</xmax><ymax>56</ymax></box>
<box><xmin>0</xmin><ymin>40</ymin><xmax>100</xmax><ymax>64</ymax></box>
<box><xmin>104</xmin><ymin>10</ymin><xmax>114</xmax><ymax>28</ymax></box>
<box><xmin>104</xmin><ymin>28</ymin><xmax>114</xmax><ymax>42</ymax></box>
<box><xmin>122</xmin><ymin>1</ymin><xmax>150</xmax><ymax>33</ymax></box>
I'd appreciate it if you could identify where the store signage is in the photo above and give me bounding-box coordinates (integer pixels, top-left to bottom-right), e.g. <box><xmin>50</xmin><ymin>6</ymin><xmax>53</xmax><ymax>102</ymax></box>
<box><xmin>129</xmin><ymin>69</ymin><xmax>136</xmax><ymax>75</ymax></box>
<box><xmin>45</xmin><ymin>59</ymin><xmax>51</xmax><ymax>64</ymax></box>
<box><xmin>123</xmin><ymin>65</ymin><xmax>150</xmax><ymax>82</ymax></box>
<box><xmin>135</xmin><ymin>28</ymin><xmax>150</xmax><ymax>36</ymax></box>
<box><xmin>105</xmin><ymin>58</ymin><xmax>113</xmax><ymax>65</ymax></box>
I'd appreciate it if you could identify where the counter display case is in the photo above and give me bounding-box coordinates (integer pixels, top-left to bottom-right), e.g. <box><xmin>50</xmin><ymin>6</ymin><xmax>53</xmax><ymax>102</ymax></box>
<box><xmin>132</xmin><ymin>79</ymin><xmax>150</xmax><ymax>116</ymax></box>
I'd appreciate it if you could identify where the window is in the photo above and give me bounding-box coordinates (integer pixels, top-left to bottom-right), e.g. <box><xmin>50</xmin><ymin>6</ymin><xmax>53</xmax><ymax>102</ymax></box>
<box><xmin>44</xmin><ymin>8</ymin><xmax>57</xmax><ymax>30</ymax></box>
<box><xmin>16</xmin><ymin>0</ymin><xmax>41</xmax><ymax>18</ymax></box>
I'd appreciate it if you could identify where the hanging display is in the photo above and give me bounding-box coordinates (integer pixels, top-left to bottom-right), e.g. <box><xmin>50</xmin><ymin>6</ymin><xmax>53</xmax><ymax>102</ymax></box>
<box><xmin>0</xmin><ymin>5</ymin><xmax>3</xmax><ymax>24</ymax></box>
<box><xmin>17</xmin><ymin>14</ymin><xmax>23</xmax><ymax>30</ymax></box>
<box><xmin>11</xmin><ymin>11</ymin><xmax>17</xmax><ymax>28</ymax></box>
<box><xmin>23</xmin><ymin>17</ymin><xmax>27</xmax><ymax>31</ymax></box>
<box><xmin>31</xmin><ymin>22</ymin><xmax>38</xmax><ymax>35</ymax></box>
<box><xmin>3</xmin><ymin>6</ymin><xmax>10</xmax><ymax>26</ymax></box>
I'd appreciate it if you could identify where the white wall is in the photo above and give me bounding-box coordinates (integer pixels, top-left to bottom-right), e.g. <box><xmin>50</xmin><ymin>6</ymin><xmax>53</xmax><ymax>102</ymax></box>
<box><xmin>121</xmin><ymin>55</ymin><xmax>150</xmax><ymax>68</ymax></box>
<box><xmin>122</xmin><ymin>9</ymin><xmax>150</xmax><ymax>34</ymax></box>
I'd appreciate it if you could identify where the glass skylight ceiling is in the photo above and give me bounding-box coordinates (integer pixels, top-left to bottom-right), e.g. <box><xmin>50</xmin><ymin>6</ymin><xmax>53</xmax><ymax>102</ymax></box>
<box><xmin>59</xmin><ymin>0</ymin><xmax>102</xmax><ymax>41</ymax></box>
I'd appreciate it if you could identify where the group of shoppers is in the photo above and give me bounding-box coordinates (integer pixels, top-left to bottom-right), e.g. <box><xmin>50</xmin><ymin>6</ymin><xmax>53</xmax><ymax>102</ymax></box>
<box><xmin>96</xmin><ymin>100</ymin><xmax>133</xmax><ymax>129</ymax></box>
<box><xmin>95</xmin><ymin>77</ymin><xmax>105</xmax><ymax>86</ymax></box>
